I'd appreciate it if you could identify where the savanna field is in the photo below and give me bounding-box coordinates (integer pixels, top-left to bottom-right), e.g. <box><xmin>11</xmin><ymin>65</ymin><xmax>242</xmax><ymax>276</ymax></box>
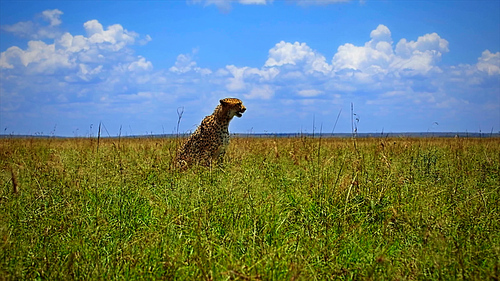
<box><xmin>0</xmin><ymin>136</ymin><xmax>499</xmax><ymax>280</ymax></box>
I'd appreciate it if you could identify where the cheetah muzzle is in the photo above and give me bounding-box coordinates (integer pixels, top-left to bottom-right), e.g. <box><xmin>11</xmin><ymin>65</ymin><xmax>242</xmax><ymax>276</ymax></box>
<box><xmin>235</xmin><ymin>108</ymin><xmax>246</xmax><ymax>118</ymax></box>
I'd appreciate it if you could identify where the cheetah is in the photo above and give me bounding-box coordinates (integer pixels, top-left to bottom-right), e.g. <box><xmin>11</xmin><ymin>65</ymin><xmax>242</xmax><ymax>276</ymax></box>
<box><xmin>175</xmin><ymin>98</ymin><xmax>246</xmax><ymax>169</ymax></box>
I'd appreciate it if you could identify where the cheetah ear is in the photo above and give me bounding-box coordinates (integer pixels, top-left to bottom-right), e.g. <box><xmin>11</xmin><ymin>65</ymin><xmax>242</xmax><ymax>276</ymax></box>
<box><xmin>219</xmin><ymin>99</ymin><xmax>227</xmax><ymax>106</ymax></box>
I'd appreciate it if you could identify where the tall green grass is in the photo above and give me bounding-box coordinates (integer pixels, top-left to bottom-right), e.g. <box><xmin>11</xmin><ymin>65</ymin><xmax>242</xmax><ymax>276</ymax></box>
<box><xmin>1</xmin><ymin>136</ymin><xmax>499</xmax><ymax>280</ymax></box>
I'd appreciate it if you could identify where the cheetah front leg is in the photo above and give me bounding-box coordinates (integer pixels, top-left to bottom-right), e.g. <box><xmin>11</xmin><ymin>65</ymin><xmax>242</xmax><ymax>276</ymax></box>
<box><xmin>217</xmin><ymin>149</ymin><xmax>226</xmax><ymax>165</ymax></box>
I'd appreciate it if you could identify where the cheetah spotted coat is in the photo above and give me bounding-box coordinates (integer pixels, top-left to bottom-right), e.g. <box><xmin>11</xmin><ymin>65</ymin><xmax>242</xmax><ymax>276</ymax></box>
<box><xmin>175</xmin><ymin>98</ymin><xmax>246</xmax><ymax>168</ymax></box>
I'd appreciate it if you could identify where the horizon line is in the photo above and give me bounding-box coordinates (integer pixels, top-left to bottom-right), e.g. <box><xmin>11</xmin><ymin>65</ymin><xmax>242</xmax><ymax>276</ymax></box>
<box><xmin>1</xmin><ymin>131</ymin><xmax>499</xmax><ymax>139</ymax></box>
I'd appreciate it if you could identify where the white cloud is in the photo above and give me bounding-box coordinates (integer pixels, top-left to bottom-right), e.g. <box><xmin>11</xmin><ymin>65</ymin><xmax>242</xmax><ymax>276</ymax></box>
<box><xmin>239</xmin><ymin>0</ymin><xmax>270</xmax><ymax>4</ymax></box>
<box><xmin>56</xmin><ymin>33</ymin><xmax>90</xmax><ymax>53</ymax></box>
<box><xmin>0</xmin><ymin>40</ymin><xmax>74</xmax><ymax>74</ymax></box>
<box><xmin>297</xmin><ymin>89</ymin><xmax>323</xmax><ymax>97</ymax></box>
<box><xmin>139</xmin><ymin>35</ymin><xmax>153</xmax><ymax>46</ymax></box>
<box><xmin>169</xmin><ymin>52</ymin><xmax>212</xmax><ymax>75</ymax></box>
<box><xmin>332</xmin><ymin>24</ymin><xmax>449</xmax><ymax>77</ymax></box>
<box><xmin>333</xmin><ymin>25</ymin><xmax>393</xmax><ymax>74</ymax></box>
<box><xmin>169</xmin><ymin>54</ymin><xmax>198</xmax><ymax>73</ymax></box>
<box><xmin>245</xmin><ymin>84</ymin><xmax>274</xmax><ymax>99</ymax></box>
<box><xmin>0</xmin><ymin>18</ymin><xmax>146</xmax><ymax>75</ymax></box>
<box><xmin>395</xmin><ymin>33</ymin><xmax>449</xmax><ymax>58</ymax></box>
<box><xmin>294</xmin><ymin>0</ymin><xmax>353</xmax><ymax>5</ymax></box>
<box><xmin>128</xmin><ymin>57</ymin><xmax>153</xmax><ymax>72</ymax></box>
<box><xmin>369</xmin><ymin>24</ymin><xmax>392</xmax><ymax>45</ymax></box>
<box><xmin>391</xmin><ymin>33</ymin><xmax>449</xmax><ymax>75</ymax></box>
<box><xmin>216</xmin><ymin>23</ymin><xmax>498</xmax><ymax>124</ymax></box>
<box><xmin>84</xmin><ymin>20</ymin><xmax>137</xmax><ymax>51</ymax></box>
<box><xmin>194</xmin><ymin>0</ymin><xmax>354</xmax><ymax>10</ymax></box>
<box><xmin>225</xmin><ymin>65</ymin><xmax>248</xmax><ymax>91</ymax></box>
<box><xmin>224</xmin><ymin>64</ymin><xmax>279</xmax><ymax>92</ymax></box>
<box><xmin>0</xmin><ymin>11</ymin><xmax>163</xmax><ymax>125</ymax></box>
<box><xmin>76</xmin><ymin>64</ymin><xmax>103</xmax><ymax>82</ymax></box>
<box><xmin>476</xmin><ymin>50</ymin><xmax>500</xmax><ymax>75</ymax></box>
<box><xmin>0</xmin><ymin>47</ymin><xmax>21</xmax><ymax>69</ymax></box>
<box><xmin>266</xmin><ymin>41</ymin><xmax>332</xmax><ymax>74</ymax></box>
<box><xmin>216</xmin><ymin>25</ymin><xmax>460</xmax><ymax>106</ymax></box>
<box><xmin>41</xmin><ymin>9</ymin><xmax>63</xmax><ymax>27</ymax></box>
<box><xmin>1</xmin><ymin>21</ymin><xmax>36</xmax><ymax>39</ymax></box>
<box><xmin>1</xmin><ymin>9</ymin><xmax>63</xmax><ymax>39</ymax></box>
<box><xmin>190</xmin><ymin>0</ymin><xmax>272</xmax><ymax>12</ymax></box>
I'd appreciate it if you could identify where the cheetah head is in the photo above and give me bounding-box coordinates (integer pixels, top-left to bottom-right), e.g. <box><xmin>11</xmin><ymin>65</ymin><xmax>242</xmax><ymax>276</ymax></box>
<box><xmin>220</xmin><ymin>98</ymin><xmax>246</xmax><ymax>118</ymax></box>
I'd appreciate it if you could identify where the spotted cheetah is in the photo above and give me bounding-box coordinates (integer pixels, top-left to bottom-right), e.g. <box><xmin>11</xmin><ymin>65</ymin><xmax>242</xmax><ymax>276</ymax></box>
<box><xmin>175</xmin><ymin>98</ymin><xmax>246</xmax><ymax>168</ymax></box>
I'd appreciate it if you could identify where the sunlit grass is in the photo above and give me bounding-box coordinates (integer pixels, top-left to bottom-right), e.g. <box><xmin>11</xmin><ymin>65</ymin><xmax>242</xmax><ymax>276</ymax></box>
<box><xmin>1</xmin><ymin>136</ymin><xmax>499</xmax><ymax>280</ymax></box>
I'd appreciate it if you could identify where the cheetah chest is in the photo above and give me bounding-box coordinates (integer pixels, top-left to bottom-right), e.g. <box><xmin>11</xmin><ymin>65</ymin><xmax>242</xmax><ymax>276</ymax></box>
<box><xmin>213</xmin><ymin>123</ymin><xmax>230</xmax><ymax>155</ymax></box>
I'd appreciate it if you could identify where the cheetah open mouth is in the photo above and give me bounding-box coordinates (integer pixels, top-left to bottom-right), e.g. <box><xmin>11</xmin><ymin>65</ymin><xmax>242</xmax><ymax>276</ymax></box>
<box><xmin>235</xmin><ymin>109</ymin><xmax>245</xmax><ymax>118</ymax></box>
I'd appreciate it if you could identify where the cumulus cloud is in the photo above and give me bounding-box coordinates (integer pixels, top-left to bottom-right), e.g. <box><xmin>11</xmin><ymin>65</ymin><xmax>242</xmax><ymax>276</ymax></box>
<box><xmin>191</xmin><ymin>0</ymin><xmax>355</xmax><ymax>11</ymax></box>
<box><xmin>0</xmin><ymin>11</ymin><xmax>159</xmax><ymax>126</ymax></box>
<box><xmin>294</xmin><ymin>0</ymin><xmax>354</xmax><ymax>5</ymax></box>
<box><xmin>332</xmin><ymin>24</ymin><xmax>394</xmax><ymax>74</ymax></box>
<box><xmin>245</xmin><ymin>84</ymin><xmax>274</xmax><ymax>99</ymax></box>
<box><xmin>225</xmin><ymin>65</ymin><xmax>248</xmax><ymax>91</ymax></box>
<box><xmin>169</xmin><ymin>51</ymin><xmax>212</xmax><ymax>75</ymax></box>
<box><xmin>332</xmin><ymin>24</ymin><xmax>449</xmax><ymax>76</ymax></box>
<box><xmin>75</xmin><ymin>64</ymin><xmax>103</xmax><ymax>82</ymax></box>
<box><xmin>84</xmin><ymin>20</ymin><xmax>138</xmax><ymax>51</ymax></box>
<box><xmin>128</xmin><ymin>57</ymin><xmax>153</xmax><ymax>72</ymax></box>
<box><xmin>215</xmin><ymin>24</ymin><xmax>463</xmax><ymax>109</ymax></box>
<box><xmin>213</xmin><ymin>22</ymin><xmax>498</xmax><ymax>133</ymax></box>
<box><xmin>239</xmin><ymin>0</ymin><xmax>270</xmax><ymax>4</ymax></box>
<box><xmin>1</xmin><ymin>9</ymin><xmax>63</xmax><ymax>39</ymax></box>
<box><xmin>476</xmin><ymin>50</ymin><xmax>500</xmax><ymax>75</ymax></box>
<box><xmin>392</xmin><ymin>33</ymin><xmax>449</xmax><ymax>75</ymax></box>
<box><xmin>266</xmin><ymin>41</ymin><xmax>332</xmax><ymax>74</ymax></box>
<box><xmin>0</xmin><ymin>17</ymin><xmax>151</xmax><ymax>76</ymax></box>
<box><xmin>139</xmin><ymin>35</ymin><xmax>153</xmax><ymax>46</ymax></box>
<box><xmin>224</xmin><ymin>65</ymin><xmax>279</xmax><ymax>92</ymax></box>
<box><xmin>41</xmin><ymin>9</ymin><xmax>63</xmax><ymax>27</ymax></box>
<box><xmin>297</xmin><ymin>89</ymin><xmax>323</xmax><ymax>97</ymax></box>
<box><xmin>0</xmin><ymin>41</ymin><xmax>73</xmax><ymax>73</ymax></box>
<box><xmin>1</xmin><ymin>21</ymin><xmax>37</xmax><ymax>39</ymax></box>
<box><xmin>190</xmin><ymin>0</ymin><xmax>272</xmax><ymax>12</ymax></box>
<box><xmin>56</xmin><ymin>33</ymin><xmax>89</xmax><ymax>53</ymax></box>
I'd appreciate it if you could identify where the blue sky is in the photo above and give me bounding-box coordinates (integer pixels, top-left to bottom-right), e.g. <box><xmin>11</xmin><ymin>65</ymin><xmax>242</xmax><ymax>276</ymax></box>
<box><xmin>1</xmin><ymin>0</ymin><xmax>499</xmax><ymax>136</ymax></box>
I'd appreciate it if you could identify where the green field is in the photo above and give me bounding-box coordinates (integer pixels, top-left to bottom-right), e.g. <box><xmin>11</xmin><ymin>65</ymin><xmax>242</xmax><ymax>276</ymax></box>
<box><xmin>1</xmin><ymin>136</ymin><xmax>499</xmax><ymax>280</ymax></box>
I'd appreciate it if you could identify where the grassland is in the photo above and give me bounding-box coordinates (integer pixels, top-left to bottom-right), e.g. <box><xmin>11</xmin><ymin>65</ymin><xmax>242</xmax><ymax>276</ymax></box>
<box><xmin>0</xmin><ymin>136</ymin><xmax>499</xmax><ymax>280</ymax></box>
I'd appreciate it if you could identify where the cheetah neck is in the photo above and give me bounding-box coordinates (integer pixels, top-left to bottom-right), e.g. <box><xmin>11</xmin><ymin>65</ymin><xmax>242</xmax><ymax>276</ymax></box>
<box><xmin>213</xmin><ymin>105</ymin><xmax>234</xmax><ymax>125</ymax></box>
